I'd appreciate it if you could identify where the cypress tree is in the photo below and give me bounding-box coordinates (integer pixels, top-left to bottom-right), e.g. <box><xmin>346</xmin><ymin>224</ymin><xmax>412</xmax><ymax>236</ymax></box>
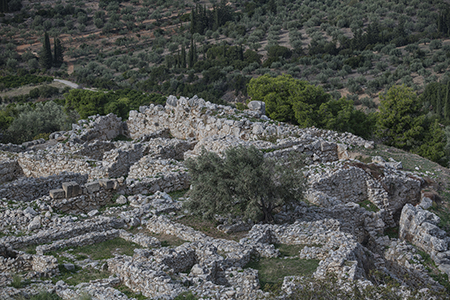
<box><xmin>0</xmin><ymin>0</ymin><xmax>8</xmax><ymax>13</ymax></box>
<box><xmin>436</xmin><ymin>85</ymin><xmax>442</xmax><ymax>118</ymax></box>
<box><xmin>445</xmin><ymin>82</ymin><xmax>450</xmax><ymax>122</ymax></box>
<box><xmin>39</xmin><ymin>32</ymin><xmax>53</xmax><ymax>69</ymax></box>
<box><xmin>181</xmin><ymin>45</ymin><xmax>186</xmax><ymax>68</ymax></box>
<box><xmin>53</xmin><ymin>38</ymin><xmax>64</xmax><ymax>67</ymax></box>
<box><xmin>193</xmin><ymin>42</ymin><xmax>197</xmax><ymax>65</ymax></box>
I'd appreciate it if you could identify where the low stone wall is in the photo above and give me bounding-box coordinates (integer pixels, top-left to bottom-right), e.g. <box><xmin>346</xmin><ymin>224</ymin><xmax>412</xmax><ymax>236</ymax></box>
<box><xmin>73</xmin><ymin>140</ymin><xmax>116</xmax><ymax>160</ymax></box>
<box><xmin>126</xmin><ymin>172</ymin><xmax>190</xmax><ymax>195</ymax></box>
<box><xmin>0</xmin><ymin>216</ymin><xmax>125</xmax><ymax>250</ymax></box>
<box><xmin>119</xmin><ymin>230</ymin><xmax>161</xmax><ymax>248</ymax></box>
<box><xmin>0</xmin><ymin>158</ymin><xmax>24</xmax><ymax>184</ymax></box>
<box><xmin>127</xmin><ymin>157</ymin><xmax>188</xmax><ymax>179</ymax></box>
<box><xmin>0</xmin><ymin>251</ymin><xmax>58</xmax><ymax>278</ymax></box>
<box><xmin>0</xmin><ymin>173</ymin><xmax>88</xmax><ymax>202</ymax></box>
<box><xmin>36</xmin><ymin>230</ymin><xmax>120</xmax><ymax>255</ymax></box>
<box><xmin>0</xmin><ymin>143</ymin><xmax>26</xmax><ymax>153</ymax></box>
<box><xmin>17</xmin><ymin>151</ymin><xmax>106</xmax><ymax>180</ymax></box>
<box><xmin>243</xmin><ymin>219</ymin><xmax>370</xmax><ymax>281</ymax></box>
<box><xmin>383</xmin><ymin>240</ymin><xmax>442</xmax><ymax>290</ymax></box>
<box><xmin>108</xmin><ymin>254</ymin><xmax>187</xmax><ymax>299</ymax></box>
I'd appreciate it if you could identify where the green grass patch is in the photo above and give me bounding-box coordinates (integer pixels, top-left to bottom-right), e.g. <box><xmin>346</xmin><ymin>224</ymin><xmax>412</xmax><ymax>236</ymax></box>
<box><xmin>355</xmin><ymin>155</ymin><xmax>372</xmax><ymax>164</ymax></box>
<box><xmin>174</xmin><ymin>291</ymin><xmax>198</xmax><ymax>300</ymax></box>
<box><xmin>113</xmin><ymin>134</ymin><xmax>133</xmax><ymax>142</ymax></box>
<box><xmin>67</xmin><ymin>237</ymin><xmax>140</xmax><ymax>260</ymax></box>
<box><xmin>23</xmin><ymin>245</ymin><xmax>37</xmax><ymax>254</ymax></box>
<box><xmin>358</xmin><ymin>199</ymin><xmax>379</xmax><ymax>212</ymax></box>
<box><xmin>52</xmin><ymin>264</ymin><xmax>110</xmax><ymax>286</ymax></box>
<box><xmin>384</xmin><ymin>227</ymin><xmax>399</xmax><ymax>239</ymax></box>
<box><xmin>245</xmin><ymin>250</ymin><xmax>319</xmax><ymax>294</ymax></box>
<box><xmin>416</xmin><ymin>249</ymin><xmax>450</xmax><ymax>293</ymax></box>
<box><xmin>177</xmin><ymin>215</ymin><xmax>247</xmax><ymax>241</ymax></box>
<box><xmin>116</xmin><ymin>284</ymin><xmax>148</xmax><ymax>300</ymax></box>
<box><xmin>275</xmin><ymin>244</ymin><xmax>307</xmax><ymax>257</ymax></box>
<box><xmin>168</xmin><ymin>189</ymin><xmax>189</xmax><ymax>201</ymax></box>
<box><xmin>15</xmin><ymin>290</ymin><xmax>64</xmax><ymax>300</ymax></box>
<box><xmin>10</xmin><ymin>274</ymin><xmax>30</xmax><ymax>288</ymax></box>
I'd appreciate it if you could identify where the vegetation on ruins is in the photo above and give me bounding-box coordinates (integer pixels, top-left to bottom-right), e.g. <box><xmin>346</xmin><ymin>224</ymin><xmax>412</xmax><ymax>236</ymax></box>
<box><xmin>185</xmin><ymin>145</ymin><xmax>304</xmax><ymax>223</ymax></box>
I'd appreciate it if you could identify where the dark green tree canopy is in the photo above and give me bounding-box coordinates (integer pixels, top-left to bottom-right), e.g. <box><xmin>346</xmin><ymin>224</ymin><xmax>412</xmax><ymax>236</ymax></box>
<box><xmin>39</xmin><ymin>32</ymin><xmax>53</xmax><ymax>69</ymax></box>
<box><xmin>185</xmin><ymin>146</ymin><xmax>304</xmax><ymax>223</ymax></box>
<box><xmin>376</xmin><ymin>85</ymin><xmax>425</xmax><ymax>150</ymax></box>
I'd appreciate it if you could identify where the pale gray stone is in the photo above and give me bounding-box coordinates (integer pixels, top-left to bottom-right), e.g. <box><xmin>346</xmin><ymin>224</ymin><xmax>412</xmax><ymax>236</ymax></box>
<box><xmin>50</xmin><ymin>188</ymin><xmax>65</xmax><ymax>199</ymax></box>
<box><xmin>85</xmin><ymin>181</ymin><xmax>100</xmax><ymax>193</ymax></box>
<box><xmin>62</xmin><ymin>182</ymin><xmax>82</xmax><ymax>198</ymax></box>
<box><xmin>247</xmin><ymin>101</ymin><xmax>266</xmax><ymax>115</ymax></box>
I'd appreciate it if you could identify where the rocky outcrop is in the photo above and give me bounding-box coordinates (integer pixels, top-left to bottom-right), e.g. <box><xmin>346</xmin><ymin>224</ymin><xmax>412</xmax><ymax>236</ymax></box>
<box><xmin>399</xmin><ymin>203</ymin><xmax>450</xmax><ymax>276</ymax></box>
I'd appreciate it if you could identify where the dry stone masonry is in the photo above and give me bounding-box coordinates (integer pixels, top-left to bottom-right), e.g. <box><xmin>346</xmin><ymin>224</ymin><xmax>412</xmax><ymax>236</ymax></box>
<box><xmin>0</xmin><ymin>95</ymin><xmax>449</xmax><ymax>299</ymax></box>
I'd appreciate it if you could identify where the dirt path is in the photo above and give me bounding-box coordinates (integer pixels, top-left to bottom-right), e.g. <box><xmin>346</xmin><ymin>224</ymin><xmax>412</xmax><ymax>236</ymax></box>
<box><xmin>54</xmin><ymin>79</ymin><xmax>79</xmax><ymax>89</ymax></box>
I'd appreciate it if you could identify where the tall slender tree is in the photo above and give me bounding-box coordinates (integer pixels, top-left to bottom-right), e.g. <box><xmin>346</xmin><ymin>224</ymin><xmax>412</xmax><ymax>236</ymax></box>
<box><xmin>39</xmin><ymin>32</ymin><xmax>52</xmax><ymax>69</ymax></box>
<box><xmin>53</xmin><ymin>38</ymin><xmax>64</xmax><ymax>67</ymax></box>
<box><xmin>180</xmin><ymin>45</ymin><xmax>186</xmax><ymax>69</ymax></box>
<box><xmin>0</xmin><ymin>0</ymin><xmax>8</xmax><ymax>13</ymax></box>
<box><xmin>444</xmin><ymin>81</ymin><xmax>450</xmax><ymax>122</ymax></box>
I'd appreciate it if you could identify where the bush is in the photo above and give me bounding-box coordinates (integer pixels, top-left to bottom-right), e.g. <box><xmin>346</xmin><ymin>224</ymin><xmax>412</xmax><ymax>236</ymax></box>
<box><xmin>185</xmin><ymin>146</ymin><xmax>304</xmax><ymax>223</ymax></box>
<box><xmin>7</xmin><ymin>101</ymin><xmax>71</xmax><ymax>143</ymax></box>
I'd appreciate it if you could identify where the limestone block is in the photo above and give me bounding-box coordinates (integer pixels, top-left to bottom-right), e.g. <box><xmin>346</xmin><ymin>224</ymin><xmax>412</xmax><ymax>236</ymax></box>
<box><xmin>116</xmin><ymin>195</ymin><xmax>127</xmax><ymax>204</ymax></box>
<box><xmin>320</xmin><ymin>141</ymin><xmax>336</xmax><ymax>152</ymax></box>
<box><xmin>86</xmin><ymin>181</ymin><xmax>100</xmax><ymax>194</ymax></box>
<box><xmin>50</xmin><ymin>189</ymin><xmax>65</xmax><ymax>199</ymax></box>
<box><xmin>167</xmin><ymin>95</ymin><xmax>178</xmax><ymax>107</ymax></box>
<box><xmin>62</xmin><ymin>182</ymin><xmax>81</xmax><ymax>198</ymax></box>
<box><xmin>248</xmin><ymin>101</ymin><xmax>266</xmax><ymax>115</ymax></box>
<box><xmin>419</xmin><ymin>197</ymin><xmax>433</xmax><ymax>210</ymax></box>
<box><xmin>337</xmin><ymin>144</ymin><xmax>349</xmax><ymax>160</ymax></box>
<box><xmin>99</xmin><ymin>179</ymin><xmax>115</xmax><ymax>190</ymax></box>
<box><xmin>252</xmin><ymin>124</ymin><xmax>264</xmax><ymax>135</ymax></box>
<box><xmin>28</xmin><ymin>216</ymin><xmax>41</xmax><ymax>231</ymax></box>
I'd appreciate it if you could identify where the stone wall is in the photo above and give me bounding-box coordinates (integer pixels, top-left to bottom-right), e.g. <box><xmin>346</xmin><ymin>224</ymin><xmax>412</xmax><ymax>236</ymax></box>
<box><xmin>125</xmin><ymin>172</ymin><xmax>190</xmax><ymax>195</ymax></box>
<box><xmin>0</xmin><ymin>251</ymin><xmax>58</xmax><ymax>278</ymax></box>
<box><xmin>47</xmin><ymin>179</ymin><xmax>119</xmax><ymax>214</ymax></box>
<box><xmin>70</xmin><ymin>113</ymin><xmax>123</xmax><ymax>142</ymax></box>
<box><xmin>0</xmin><ymin>158</ymin><xmax>23</xmax><ymax>184</ymax></box>
<box><xmin>0</xmin><ymin>173</ymin><xmax>88</xmax><ymax>202</ymax></box>
<box><xmin>0</xmin><ymin>216</ymin><xmax>125</xmax><ymax>250</ymax></box>
<box><xmin>73</xmin><ymin>140</ymin><xmax>116</xmax><ymax>160</ymax></box>
<box><xmin>305</xmin><ymin>161</ymin><xmax>422</xmax><ymax>227</ymax></box>
<box><xmin>0</xmin><ymin>143</ymin><xmax>26</xmax><ymax>153</ymax></box>
<box><xmin>126</xmin><ymin>95</ymin><xmax>374</xmax><ymax>151</ymax></box>
<box><xmin>17</xmin><ymin>151</ymin><xmax>106</xmax><ymax>180</ymax></box>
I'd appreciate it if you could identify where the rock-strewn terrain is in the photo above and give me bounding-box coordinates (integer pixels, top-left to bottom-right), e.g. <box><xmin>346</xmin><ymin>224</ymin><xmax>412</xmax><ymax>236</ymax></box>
<box><xmin>0</xmin><ymin>95</ymin><xmax>449</xmax><ymax>299</ymax></box>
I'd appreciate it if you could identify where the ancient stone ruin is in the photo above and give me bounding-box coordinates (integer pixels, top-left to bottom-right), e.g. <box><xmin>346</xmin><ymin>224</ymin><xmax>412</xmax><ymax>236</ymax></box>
<box><xmin>0</xmin><ymin>95</ymin><xmax>449</xmax><ymax>299</ymax></box>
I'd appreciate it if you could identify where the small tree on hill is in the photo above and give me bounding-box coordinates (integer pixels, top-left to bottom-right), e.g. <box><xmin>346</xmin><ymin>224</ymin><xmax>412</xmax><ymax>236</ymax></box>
<box><xmin>39</xmin><ymin>32</ymin><xmax>52</xmax><ymax>69</ymax></box>
<box><xmin>53</xmin><ymin>38</ymin><xmax>64</xmax><ymax>67</ymax></box>
<box><xmin>184</xmin><ymin>146</ymin><xmax>304</xmax><ymax>223</ymax></box>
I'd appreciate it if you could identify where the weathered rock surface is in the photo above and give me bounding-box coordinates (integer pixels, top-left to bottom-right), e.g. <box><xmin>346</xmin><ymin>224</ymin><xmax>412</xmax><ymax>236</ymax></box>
<box><xmin>0</xmin><ymin>95</ymin><xmax>449</xmax><ymax>299</ymax></box>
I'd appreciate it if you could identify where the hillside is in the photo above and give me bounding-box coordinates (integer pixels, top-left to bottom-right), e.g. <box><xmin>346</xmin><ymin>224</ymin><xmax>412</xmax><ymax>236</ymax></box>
<box><xmin>0</xmin><ymin>0</ymin><xmax>449</xmax><ymax>104</ymax></box>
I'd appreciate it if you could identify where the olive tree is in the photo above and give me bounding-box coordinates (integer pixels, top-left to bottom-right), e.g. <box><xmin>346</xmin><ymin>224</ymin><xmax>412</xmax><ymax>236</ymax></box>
<box><xmin>185</xmin><ymin>146</ymin><xmax>304</xmax><ymax>223</ymax></box>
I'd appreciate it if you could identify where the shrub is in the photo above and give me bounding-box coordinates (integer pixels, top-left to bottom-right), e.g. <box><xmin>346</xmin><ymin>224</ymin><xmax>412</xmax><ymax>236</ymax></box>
<box><xmin>7</xmin><ymin>101</ymin><xmax>71</xmax><ymax>143</ymax></box>
<box><xmin>185</xmin><ymin>146</ymin><xmax>304</xmax><ymax>223</ymax></box>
